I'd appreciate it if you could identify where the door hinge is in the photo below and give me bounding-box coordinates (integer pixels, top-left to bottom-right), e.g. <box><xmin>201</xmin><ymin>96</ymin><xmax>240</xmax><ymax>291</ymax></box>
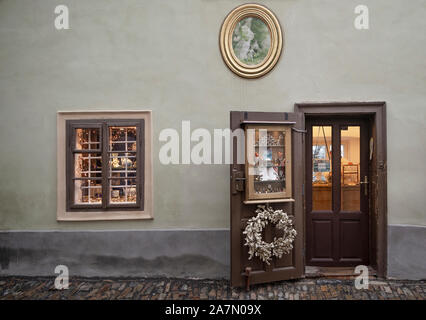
<box><xmin>292</xmin><ymin>127</ymin><xmax>307</xmax><ymax>134</ymax></box>
<box><xmin>378</xmin><ymin>160</ymin><xmax>386</xmax><ymax>170</ymax></box>
<box><xmin>231</xmin><ymin>170</ymin><xmax>245</xmax><ymax>194</ymax></box>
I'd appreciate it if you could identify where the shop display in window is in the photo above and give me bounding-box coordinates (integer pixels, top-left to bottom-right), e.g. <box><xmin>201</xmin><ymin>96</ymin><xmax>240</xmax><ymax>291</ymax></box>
<box><xmin>109</xmin><ymin>127</ymin><xmax>137</xmax><ymax>204</ymax></box>
<box><xmin>74</xmin><ymin>128</ymin><xmax>102</xmax><ymax>204</ymax></box>
<box><xmin>245</xmin><ymin>125</ymin><xmax>292</xmax><ymax>202</ymax></box>
<box><xmin>67</xmin><ymin>120</ymin><xmax>144</xmax><ymax>211</ymax></box>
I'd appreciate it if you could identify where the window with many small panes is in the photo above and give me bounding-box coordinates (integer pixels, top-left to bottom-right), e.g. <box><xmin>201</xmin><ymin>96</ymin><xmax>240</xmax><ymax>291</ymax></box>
<box><xmin>66</xmin><ymin>119</ymin><xmax>144</xmax><ymax>211</ymax></box>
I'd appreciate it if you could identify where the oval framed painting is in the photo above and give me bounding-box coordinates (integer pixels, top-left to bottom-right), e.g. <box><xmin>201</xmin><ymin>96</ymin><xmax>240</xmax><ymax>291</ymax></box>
<box><xmin>219</xmin><ymin>3</ymin><xmax>283</xmax><ymax>79</ymax></box>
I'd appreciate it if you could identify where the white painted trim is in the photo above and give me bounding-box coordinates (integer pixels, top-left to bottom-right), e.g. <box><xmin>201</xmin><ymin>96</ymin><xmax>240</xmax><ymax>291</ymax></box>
<box><xmin>56</xmin><ymin>110</ymin><xmax>154</xmax><ymax>221</ymax></box>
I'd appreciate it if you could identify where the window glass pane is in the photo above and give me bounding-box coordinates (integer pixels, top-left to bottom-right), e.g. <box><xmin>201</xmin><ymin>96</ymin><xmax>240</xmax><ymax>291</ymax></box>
<box><xmin>127</xmin><ymin>128</ymin><xmax>136</xmax><ymax>141</ymax></box>
<box><xmin>74</xmin><ymin>153</ymin><xmax>102</xmax><ymax>179</ymax></box>
<box><xmin>109</xmin><ymin>179</ymin><xmax>137</xmax><ymax>204</ymax></box>
<box><xmin>109</xmin><ymin>147</ymin><xmax>137</xmax><ymax>204</ymax></box>
<box><xmin>75</xmin><ymin>128</ymin><xmax>100</xmax><ymax>150</ymax></box>
<box><xmin>127</xmin><ymin>142</ymin><xmax>137</xmax><ymax>151</ymax></box>
<box><xmin>312</xmin><ymin>126</ymin><xmax>332</xmax><ymax>211</ymax></box>
<box><xmin>252</xmin><ymin>129</ymin><xmax>286</xmax><ymax>194</ymax></box>
<box><xmin>108</xmin><ymin>126</ymin><xmax>138</xmax><ymax>204</ymax></box>
<box><xmin>109</xmin><ymin>153</ymin><xmax>137</xmax><ymax>175</ymax></box>
<box><xmin>73</xmin><ymin>151</ymin><xmax>102</xmax><ymax>205</ymax></box>
<box><xmin>109</xmin><ymin>127</ymin><xmax>137</xmax><ymax>152</ymax></box>
<box><xmin>74</xmin><ymin>180</ymin><xmax>102</xmax><ymax>204</ymax></box>
<box><xmin>341</xmin><ymin>126</ymin><xmax>360</xmax><ymax>211</ymax></box>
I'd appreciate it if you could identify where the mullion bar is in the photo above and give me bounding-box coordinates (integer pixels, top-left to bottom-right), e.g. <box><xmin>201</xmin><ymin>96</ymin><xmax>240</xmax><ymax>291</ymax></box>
<box><xmin>332</xmin><ymin>125</ymin><xmax>340</xmax><ymax>214</ymax></box>
<box><xmin>138</xmin><ymin>119</ymin><xmax>144</xmax><ymax>208</ymax></box>
<box><xmin>125</xmin><ymin>129</ymin><xmax>128</xmax><ymax>202</ymax></box>
<box><xmin>78</xmin><ymin>186</ymin><xmax>103</xmax><ymax>189</ymax></box>
<box><xmin>88</xmin><ymin>143</ymin><xmax>92</xmax><ymax>204</ymax></box>
<box><xmin>122</xmin><ymin>126</ymin><xmax>128</xmax><ymax>203</ymax></box>
<box><xmin>108</xmin><ymin>141</ymin><xmax>134</xmax><ymax>143</ymax></box>
<box><xmin>107</xmin><ymin>151</ymin><xmax>137</xmax><ymax>153</ymax></box>
<box><xmin>108</xmin><ymin>170</ymin><xmax>137</xmax><ymax>174</ymax></box>
<box><xmin>72</xmin><ymin>149</ymin><xmax>102</xmax><ymax>154</ymax></box>
<box><xmin>332</xmin><ymin>124</ymin><xmax>341</xmax><ymax>263</ymax></box>
<box><xmin>75</xmin><ymin>156</ymin><xmax>102</xmax><ymax>159</ymax></box>
<box><xmin>101</xmin><ymin>122</ymin><xmax>108</xmax><ymax>209</ymax></box>
<box><xmin>109</xmin><ymin>185</ymin><xmax>137</xmax><ymax>188</ymax></box>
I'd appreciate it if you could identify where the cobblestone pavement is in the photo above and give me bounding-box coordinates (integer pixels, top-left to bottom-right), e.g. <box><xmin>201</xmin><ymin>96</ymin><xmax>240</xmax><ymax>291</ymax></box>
<box><xmin>0</xmin><ymin>277</ymin><xmax>425</xmax><ymax>300</ymax></box>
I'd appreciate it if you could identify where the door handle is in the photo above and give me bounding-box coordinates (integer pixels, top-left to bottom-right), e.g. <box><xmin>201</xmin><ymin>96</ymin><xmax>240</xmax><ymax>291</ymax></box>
<box><xmin>360</xmin><ymin>175</ymin><xmax>368</xmax><ymax>196</ymax></box>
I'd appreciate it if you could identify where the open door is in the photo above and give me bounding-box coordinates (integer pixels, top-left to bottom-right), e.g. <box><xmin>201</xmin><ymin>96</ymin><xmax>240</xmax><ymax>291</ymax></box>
<box><xmin>230</xmin><ymin>111</ymin><xmax>305</xmax><ymax>287</ymax></box>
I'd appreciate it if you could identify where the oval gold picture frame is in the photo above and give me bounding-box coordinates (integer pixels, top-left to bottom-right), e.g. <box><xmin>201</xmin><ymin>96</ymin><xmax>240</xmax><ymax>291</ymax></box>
<box><xmin>219</xmin><ymin>3</ymin><xmax>283</xmax><ymax>79</ymax></box>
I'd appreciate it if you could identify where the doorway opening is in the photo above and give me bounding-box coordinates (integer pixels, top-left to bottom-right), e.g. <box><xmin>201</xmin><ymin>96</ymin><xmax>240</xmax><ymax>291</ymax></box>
<box><xmin>306</xmin><ymin>117</ymin><xmax>369</xmax><ymax>267</ymax></box>
<box><xmin>295</xmin><ymin>102</ymin><xmax>387</xmax><ymax>278</ymax></box>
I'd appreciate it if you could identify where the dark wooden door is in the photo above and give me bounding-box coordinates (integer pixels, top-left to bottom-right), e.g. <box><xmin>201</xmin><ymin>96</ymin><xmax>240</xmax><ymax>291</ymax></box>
<box><xmin>306</xmin><ymin>117</ymin><xmax>369</xmax><ymax>266</ymax></box>
<box><xmin>230</xmin><ymin>111</ymin><xmax>304</xmax><ymax>287</ymax></box>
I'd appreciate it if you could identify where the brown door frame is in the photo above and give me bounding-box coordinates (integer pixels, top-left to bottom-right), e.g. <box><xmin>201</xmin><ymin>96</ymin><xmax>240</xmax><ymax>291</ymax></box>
<box><xmin>294</xmin><ymin>102</ymin><xmax>387</xmax><ymax>278</ymax></box>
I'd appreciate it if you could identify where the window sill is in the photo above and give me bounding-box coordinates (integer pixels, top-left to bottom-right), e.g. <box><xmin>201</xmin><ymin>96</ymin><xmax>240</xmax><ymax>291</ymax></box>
<box><xmin>57</xmin><ymin>211</ymin><xmax>153</xmax><ymax>222</ymax></box>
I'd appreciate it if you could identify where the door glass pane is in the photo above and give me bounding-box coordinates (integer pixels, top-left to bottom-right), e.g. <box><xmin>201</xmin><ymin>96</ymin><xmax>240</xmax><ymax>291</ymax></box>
<box><xmin>341</xmin><ymin>126</ymin><xmax>360</xmax><ymax>211</ymax></box>
<box><xmin>253</xmin><ymin>129</ymin><xmax>286</xmax><ymax>194</ymax></box>
<box><xmin>312</xmin><ymin>126</ymin><xmax>332</xmax><ymax>211</ymax></box>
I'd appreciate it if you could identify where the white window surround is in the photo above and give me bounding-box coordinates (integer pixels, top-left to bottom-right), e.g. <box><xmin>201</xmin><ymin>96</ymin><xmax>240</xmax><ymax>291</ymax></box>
<box><xmin>57</xmin><ymin>110</ymin><xmax>153</xmax><ymax>221</ymax></box>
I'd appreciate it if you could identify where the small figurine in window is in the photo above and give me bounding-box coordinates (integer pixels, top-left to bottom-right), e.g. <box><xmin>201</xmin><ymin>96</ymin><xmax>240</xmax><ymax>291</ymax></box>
<box><xmin>111</xmin><ymin>157</ymin><xmax>120</xmax><ymax>169</ymax></box>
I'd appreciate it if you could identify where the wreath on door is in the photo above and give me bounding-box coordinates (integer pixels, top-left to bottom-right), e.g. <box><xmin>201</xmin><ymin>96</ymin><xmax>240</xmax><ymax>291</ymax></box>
<box><xmin>243</xmin><ymin>204</ymin><xmax>297</xmax><ymax>265</ymax></box>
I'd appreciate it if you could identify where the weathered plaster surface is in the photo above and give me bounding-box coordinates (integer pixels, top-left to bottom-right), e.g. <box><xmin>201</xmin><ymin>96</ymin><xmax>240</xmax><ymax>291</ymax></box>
<box><xmin>0</xmin><ymin>0</ymin><xmax>425</xmax><ymax>230</ymax></box>
<box><xmin>0</xmin><ymin>230</ymin><xmax>230</xmax><ymax>279</ymax></box>
<box><xmin>388</xmin><ymin>225</ymin><xmax>426</xmax><ymax>280</ymax></box>
<box><xmin>1</xmin><ymin>225</ymin><xmax>425</xmax><ymax>280</ymax></box>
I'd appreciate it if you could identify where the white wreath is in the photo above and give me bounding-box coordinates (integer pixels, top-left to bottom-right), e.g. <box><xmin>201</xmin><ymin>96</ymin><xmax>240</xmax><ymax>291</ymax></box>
<box><xmin>243</xmin><ymin>205</ymin><xmax>297</xmax><ymax>265</ymax></box>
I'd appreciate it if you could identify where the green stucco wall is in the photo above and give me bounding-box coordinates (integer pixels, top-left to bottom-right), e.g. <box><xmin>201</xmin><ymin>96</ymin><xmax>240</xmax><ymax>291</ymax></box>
<box><xmin>0</xmin><ymin>0</ymin><xmax>425</xmax><ymax>230</ymax></box>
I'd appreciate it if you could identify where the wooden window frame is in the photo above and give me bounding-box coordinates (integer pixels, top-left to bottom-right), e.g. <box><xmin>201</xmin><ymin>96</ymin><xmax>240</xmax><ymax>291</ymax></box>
<box><xmin>66</xmin><ymin>119</ymin><xmax>144</xmax><ymax>212</ymax></box>
<box><xmin>57</xmin><ymin>111</ymin><xmax>153</xmax><ymax>221</ymax></box>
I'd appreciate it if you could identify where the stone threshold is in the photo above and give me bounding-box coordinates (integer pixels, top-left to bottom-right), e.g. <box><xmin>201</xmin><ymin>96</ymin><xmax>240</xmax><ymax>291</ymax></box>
<box><xmin>305</xmin><ymin>266</ymin><xmax>378</xmax><ymax>280</ymax></box>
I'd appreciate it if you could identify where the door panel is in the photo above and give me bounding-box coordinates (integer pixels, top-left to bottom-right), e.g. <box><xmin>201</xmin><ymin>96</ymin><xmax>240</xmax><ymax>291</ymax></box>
<box><xmin>339</xmin><ymin>219</ymin><xmax>363</xmax><ymax>260</ymax></box>
<box><xmin>306</xmin><ymin>117</ymin><xmax>369</xmax><ymax>267</ymax></box>
<box><xmin>311</xmin><ymin>219</ymin><xmax>333</xmax><ymax>260</ymax></box>
<box><xmin>230</xmin><ymin>111</ymin><xmax>304</xmax><ymax>287</ymax></box>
